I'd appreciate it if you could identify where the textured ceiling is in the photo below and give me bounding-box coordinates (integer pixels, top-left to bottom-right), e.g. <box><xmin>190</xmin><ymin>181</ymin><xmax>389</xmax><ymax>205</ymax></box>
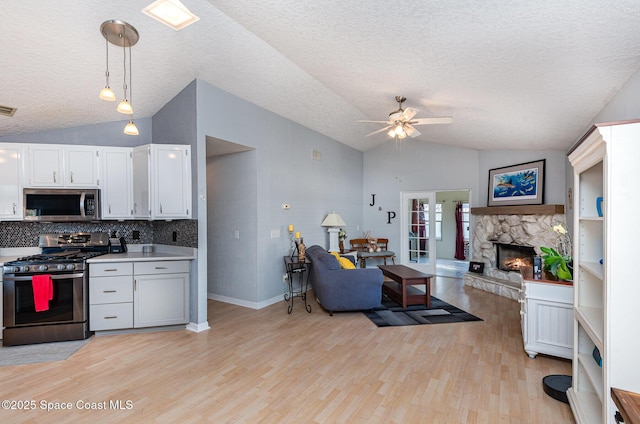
<box><xmin>2</xmin><ymin>0</ymin><xmax>640</xmax><ymax>151</ymax></box>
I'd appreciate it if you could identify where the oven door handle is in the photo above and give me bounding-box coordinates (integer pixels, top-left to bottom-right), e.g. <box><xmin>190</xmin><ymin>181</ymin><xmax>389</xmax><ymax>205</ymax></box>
<box><xmin>4</xmin><ymin>273</ymin><xmax>85</xmax><ymax>281</ymax></box>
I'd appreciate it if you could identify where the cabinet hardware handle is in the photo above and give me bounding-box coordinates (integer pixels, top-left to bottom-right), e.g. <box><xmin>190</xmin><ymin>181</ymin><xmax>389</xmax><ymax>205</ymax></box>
<box><xmin>109</xmin><ymin>204</ymin><xmax>112</xmax><ymax>214</ymax></box>
<box><xmin>12</xmin><ymin>203</ymin><xmax>16</xmax><ymax>214</ymax></box>
<box><xmin>104</xmin><ymin>316</ymin><xmax>118</xmax><ymax>319</ymax></box>
<box><xmin>104</xmin><ymin>268</ymin><xmax>118</xmax><ymax>272</ymax></box>
<box><xmin>160</xmin><ymin>203</ymin><xmax>163</xmax><ymax>213</ymax></box>
<box><xmin>155</xmin><ymin>267</ymin><xmax>168</xmax><ymax>270</ymax></box>
<box><xmin>103</xmin><ymin>290</ymin><xmax>117</xmax><ymax>293</ymax></box>
<box><xmin>70</xmin><ymin>171</ymin><xmax>74</xmax><ymax>183</ymax></box>
<box><xmin>53</xmin><ymin>171</ymin><xmax>56</xmax><ymax>183</ymax></box>
<box><xmin>134</xmin><ymin>280</ymin><xmax>137</xmax><ymax>291</ymax></box>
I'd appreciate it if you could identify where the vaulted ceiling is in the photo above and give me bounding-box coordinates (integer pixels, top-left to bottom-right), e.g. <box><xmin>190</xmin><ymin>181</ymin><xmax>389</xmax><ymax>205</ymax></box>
<box><xmin>2</xmin><ymin>0</ymin><xmax>640</xmax><ymax>151</ymax></box>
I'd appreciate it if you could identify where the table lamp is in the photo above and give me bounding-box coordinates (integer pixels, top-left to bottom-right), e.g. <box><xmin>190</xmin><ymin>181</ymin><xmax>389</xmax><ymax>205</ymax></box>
<box><xmin>321</xmin><ymin>212</ymin><xmax>346</xmax><ymax>252</ymax></box>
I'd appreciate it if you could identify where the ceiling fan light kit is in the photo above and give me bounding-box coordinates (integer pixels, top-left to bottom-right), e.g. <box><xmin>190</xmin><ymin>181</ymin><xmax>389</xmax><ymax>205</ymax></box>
<box><xmin>358</xmin><ymin>95</ymin><xmax>452</xmax><ymax>143</ymax></box>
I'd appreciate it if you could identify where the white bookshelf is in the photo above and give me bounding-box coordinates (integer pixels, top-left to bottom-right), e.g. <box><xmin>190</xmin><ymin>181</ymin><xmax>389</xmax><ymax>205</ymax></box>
<box><xmin>567</xmin><ymin>122</ymin><xmax>640</xmax><ymax>423</ymax></box>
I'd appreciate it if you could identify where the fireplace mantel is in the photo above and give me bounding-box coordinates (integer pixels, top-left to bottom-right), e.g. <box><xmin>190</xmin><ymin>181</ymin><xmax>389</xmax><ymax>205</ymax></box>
<box><xmin>471</xmin><ymin>204</ymin><xmax>564</xmax><ymax>215</ymax></box>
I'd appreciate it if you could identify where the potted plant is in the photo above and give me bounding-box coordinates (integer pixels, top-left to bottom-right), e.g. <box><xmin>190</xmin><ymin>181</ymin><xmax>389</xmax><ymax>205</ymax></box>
<box><xmin>540</xmin><ymin>223</ymin><xmax>572</xmax><ymax>280</ymax></box>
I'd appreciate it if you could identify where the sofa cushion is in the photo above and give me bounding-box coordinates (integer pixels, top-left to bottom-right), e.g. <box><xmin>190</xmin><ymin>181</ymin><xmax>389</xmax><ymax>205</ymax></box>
<box><xmin>316</xmin><ymin>252</ymin><xmax>341</xmax><ymax>270</ymax></box>
<box><xmin>331</xmin><ymin>252</ymin><xmax>356</xmax><ymax>269</ymax></box>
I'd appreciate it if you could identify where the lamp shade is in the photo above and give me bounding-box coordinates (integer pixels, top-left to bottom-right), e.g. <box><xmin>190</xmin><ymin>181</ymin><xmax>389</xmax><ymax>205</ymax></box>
<box><xmin>321</xmin><ymin>212</ymin><xmax>346</xmax><ymax>227</ymax></box>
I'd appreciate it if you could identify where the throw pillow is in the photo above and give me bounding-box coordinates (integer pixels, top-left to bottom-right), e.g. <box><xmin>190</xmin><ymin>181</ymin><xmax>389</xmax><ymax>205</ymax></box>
<box><xmin>331</xmin><ymin>251</ymin><xmax>356</xmax><ymax>269</ymax></box>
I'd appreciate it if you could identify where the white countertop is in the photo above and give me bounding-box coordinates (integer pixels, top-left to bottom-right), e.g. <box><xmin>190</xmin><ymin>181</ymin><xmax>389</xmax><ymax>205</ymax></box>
<box><xmin>87</xmin><ymin>251</ymin><xmax>195</xmax><ymax>263</ymax></box>
<box><xmin>86</xmin><ymin>244</ymin><xmax>196</xmax><ymax>263</ymax></box>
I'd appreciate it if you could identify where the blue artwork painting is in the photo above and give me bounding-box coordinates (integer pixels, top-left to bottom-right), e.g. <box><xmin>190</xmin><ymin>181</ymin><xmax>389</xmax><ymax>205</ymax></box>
<box><xmin>492</xmin><ymin>167</ymin><xmax>538</xmax><ymax>200</ymax></box>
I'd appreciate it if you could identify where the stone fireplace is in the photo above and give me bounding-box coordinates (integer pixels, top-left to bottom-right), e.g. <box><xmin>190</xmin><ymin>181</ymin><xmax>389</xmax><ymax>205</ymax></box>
<box><xmin>463</xmin><ymin>205</ymin><xmax>565</xmax><ymax>299</ymax></box>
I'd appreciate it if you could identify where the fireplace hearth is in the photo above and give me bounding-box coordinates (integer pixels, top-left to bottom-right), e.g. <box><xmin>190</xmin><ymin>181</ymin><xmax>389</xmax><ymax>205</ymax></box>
<box><xmin>495</xmin><ymin>243</ymin><xmax>536</xmax><ymax>272</ymax></box>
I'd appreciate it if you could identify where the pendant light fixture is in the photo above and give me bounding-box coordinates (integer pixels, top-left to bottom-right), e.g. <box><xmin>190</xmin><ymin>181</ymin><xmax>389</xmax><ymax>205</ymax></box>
<box><xmin>100</xmin><ymin>20</ymin><xmax>140</xmax><ymax>135</ymax></box>
<box><xmin>98</xmin><ymin>38</ymin><xmax>116</xmax><ymax>101</ymax></box>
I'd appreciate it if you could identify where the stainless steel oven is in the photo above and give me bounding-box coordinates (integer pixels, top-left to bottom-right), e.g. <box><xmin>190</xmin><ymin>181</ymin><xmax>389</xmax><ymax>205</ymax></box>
<box><xmin>2</xmin><ymin>233</ymin><xmax>109</xmax><ymax>346</ymax></box>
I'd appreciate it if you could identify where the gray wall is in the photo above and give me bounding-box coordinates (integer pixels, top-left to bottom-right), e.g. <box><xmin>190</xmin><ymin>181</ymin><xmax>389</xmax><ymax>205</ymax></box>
<box><xmin>0</xmin><ymin>118</ymin><xmax>152</xmax><ymax>145</ymax></box>
<box><xmin>195</xmin><ymin>79</ymin><xmax>363</xmax><ymax>307</ymax></box>
<box><xmin>362</xmin><ymin>141</ymin><xmax>480</xmax><ymax>255</ymax></box>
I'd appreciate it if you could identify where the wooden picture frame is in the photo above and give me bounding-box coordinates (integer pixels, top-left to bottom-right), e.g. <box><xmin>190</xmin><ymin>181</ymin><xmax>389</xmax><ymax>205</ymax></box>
<box><xmin>488</xmin><ymin>159</ymin><xmax>545</xmax><ymax>206</ymax></box>
<box><xmin>469</xmin><ymin>261</ymin><xmax>485</xmax><ymax>274</ymax></box>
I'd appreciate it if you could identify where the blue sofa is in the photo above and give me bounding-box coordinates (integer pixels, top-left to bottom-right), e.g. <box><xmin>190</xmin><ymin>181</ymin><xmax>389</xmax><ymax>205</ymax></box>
<box><xmin>306</xmin><ymin>245</ymin><xmax>384</xmax><ymax>315</ymax></box>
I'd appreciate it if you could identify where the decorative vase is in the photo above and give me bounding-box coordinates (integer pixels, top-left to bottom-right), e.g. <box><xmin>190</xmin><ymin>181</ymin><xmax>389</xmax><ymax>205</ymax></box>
<box><xmin>298</xmin><ymin>238</ymin><xmax>306</xmax><ymax>262</ymax></box>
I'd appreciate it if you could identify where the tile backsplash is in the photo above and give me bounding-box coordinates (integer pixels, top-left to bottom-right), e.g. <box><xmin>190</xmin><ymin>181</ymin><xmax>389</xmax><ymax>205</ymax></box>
<box><xmin>0</xmin><ymin>220</ymin><xmax>197</xmax><ymax>248</ymax></box>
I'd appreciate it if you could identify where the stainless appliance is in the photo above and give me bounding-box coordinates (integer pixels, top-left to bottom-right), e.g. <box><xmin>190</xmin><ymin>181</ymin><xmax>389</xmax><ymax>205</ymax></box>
<box><xmin>2</xmin><ymin>233</ymin><xmax>109</xmax><ymax>346</ymax></box>
<box><xmin>23</xmin><ymin>188</ymin><xmax>100</xmax><ymax>221</ymax></box>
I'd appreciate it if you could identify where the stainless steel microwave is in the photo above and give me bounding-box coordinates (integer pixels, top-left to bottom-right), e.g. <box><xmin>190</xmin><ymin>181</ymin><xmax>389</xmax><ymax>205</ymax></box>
<box><xmin>23</xmin><ymin>188</ymin><xmax>100</xmax><ymax>221</ymax></box>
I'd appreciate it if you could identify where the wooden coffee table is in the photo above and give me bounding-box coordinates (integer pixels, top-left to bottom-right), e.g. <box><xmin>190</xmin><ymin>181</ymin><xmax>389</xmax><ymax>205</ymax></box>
<box><xmin>378</xmin><ymin>265</ymin><xmax>433</xmax><ymax>308</ymax></box>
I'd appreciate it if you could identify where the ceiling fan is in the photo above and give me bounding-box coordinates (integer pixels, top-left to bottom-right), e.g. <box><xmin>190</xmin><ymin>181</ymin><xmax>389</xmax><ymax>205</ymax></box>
<box><xmin>358</xmin><ymin>96</ymin><xmax>453</xmax><ymax>139</ymax></box>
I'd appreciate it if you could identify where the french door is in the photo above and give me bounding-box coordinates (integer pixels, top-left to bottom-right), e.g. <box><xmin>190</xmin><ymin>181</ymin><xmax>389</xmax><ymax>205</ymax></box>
<box><xmin>400</xmin><ymin>191</ymin><xmax>436</xmax><ymax>274</ymax></box>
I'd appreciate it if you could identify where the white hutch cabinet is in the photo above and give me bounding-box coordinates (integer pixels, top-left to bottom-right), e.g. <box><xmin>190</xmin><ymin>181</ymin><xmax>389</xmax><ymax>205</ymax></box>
<box><xmin>566</xmin><ymin>121</ymin><xmax>640</xmax><ymax>424</ymax></box>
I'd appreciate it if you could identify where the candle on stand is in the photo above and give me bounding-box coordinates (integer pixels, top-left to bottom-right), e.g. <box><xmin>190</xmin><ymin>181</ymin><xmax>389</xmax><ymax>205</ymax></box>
<box><xmin>295</xmin><ymin>232</ymin><xmax>300</xmax><ymax>239</ymax></box>
<box><xmin>288</xmin><ymin>224</ymin><xmax>294</xmax><ymax>232</ymax></box>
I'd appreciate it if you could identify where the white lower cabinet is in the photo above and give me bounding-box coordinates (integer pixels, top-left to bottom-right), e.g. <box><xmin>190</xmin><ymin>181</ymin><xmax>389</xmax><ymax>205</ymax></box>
<box><xmin>89</xmin><ymin>260</ymin><xmax>189</xmax><ymax>331</ymax></box>
<box><xmin>520</xmin><ymin>279</ymin><xmax>573</xmax><ymax>360</ymax></box>
<box><xmin>133</xmin><ymin>261</ymin><xmax>189</xmax><ymax>327</ymax></box>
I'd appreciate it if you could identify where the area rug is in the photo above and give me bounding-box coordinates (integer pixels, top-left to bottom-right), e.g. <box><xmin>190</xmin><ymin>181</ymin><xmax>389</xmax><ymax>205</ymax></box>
<box><xmin>364</xmin><ymin>295</ymin><xmax>482</xmax><ymax>327</ymax></box>
<box><xmin>0</xmin><ymin>338</ymin><xmax>92</xmax><ymax>367</ymax></box>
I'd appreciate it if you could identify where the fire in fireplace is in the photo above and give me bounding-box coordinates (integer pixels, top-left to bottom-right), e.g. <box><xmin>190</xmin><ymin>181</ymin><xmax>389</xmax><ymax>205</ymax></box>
<box><xmin>495</xmin><ymin>243</ymin><xmax>536</xmax><ymax>272</ymax></box>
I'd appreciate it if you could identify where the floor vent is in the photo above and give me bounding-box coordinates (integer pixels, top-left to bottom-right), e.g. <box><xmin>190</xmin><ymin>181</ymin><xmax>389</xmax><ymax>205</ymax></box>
<box><xmin>0</xmin><ymin>105</ymin><xmax>17</xmax><ymax>117</ymax></box>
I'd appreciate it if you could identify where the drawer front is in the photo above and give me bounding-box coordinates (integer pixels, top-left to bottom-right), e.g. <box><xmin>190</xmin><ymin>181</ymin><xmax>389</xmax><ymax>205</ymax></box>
<box><xmin>90</xmin><ymin>262</ymin><xmax>133</xmax><ymax>277</ymax></box>
<box><xmin>134</xmin><ymin>260</ymin><xmax>189</xmax><ymax>275</ymax></box>
<box><xmin>90</xmin><ymin>276</ymin><xmax>133</xmax><ymax>304</ymax></box>
<box><xmin>90</xmin><ymin>303</ymin><xmax>133</xmax><ymax>331</ymax></box>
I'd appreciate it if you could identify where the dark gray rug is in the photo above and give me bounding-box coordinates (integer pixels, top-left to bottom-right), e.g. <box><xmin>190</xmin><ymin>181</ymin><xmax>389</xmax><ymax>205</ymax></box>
<box><xmin>0</xmin><ymin>338</ymin><xmax>91</xmax><ymax>367</ymax></box>
<box><xmin>364</xmin><ymin>295</ymin><xmax>482</xmax><ymax>327</ymax></box>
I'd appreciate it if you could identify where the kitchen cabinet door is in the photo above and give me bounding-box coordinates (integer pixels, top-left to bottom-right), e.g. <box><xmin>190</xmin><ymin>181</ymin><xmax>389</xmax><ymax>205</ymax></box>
<box><xmin>132</xmin><ymin>145</ymin><xmax>151</xmax><ymax>219</ymax></box>
<box><xmin>153</xmin><ymin>145</ymin><xmax>191</xmax><ymax>219</ymax></box>
<box><xmin>65</xmin><ymin>146</ymin><xmax>99</xmax><ymax>187</ymax></box>
<box><xmin>101</xmin><ymin>147</ymin><xmax>133</xmax><ymax>219</ymax></box>
<box><xmin>26</xmin><ymin>145</ymin><xmax>63</xmax><ymax>187</ymax></box>
<box><xmin>0</xmin><ymin>144</ymin><xmax>23</xmax><ymax>220</ymax></box>
<box><xmin>133</xmin><ymin>273</ymin><xmax>189</xmax><ymax>327</ymax></box>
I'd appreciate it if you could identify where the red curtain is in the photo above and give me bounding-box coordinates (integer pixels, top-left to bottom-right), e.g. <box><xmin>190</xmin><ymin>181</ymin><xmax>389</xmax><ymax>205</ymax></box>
<box><xmin>454</xmin><ymin>201</ymin><xmax>465</xmax><ymax>260</ymax></box>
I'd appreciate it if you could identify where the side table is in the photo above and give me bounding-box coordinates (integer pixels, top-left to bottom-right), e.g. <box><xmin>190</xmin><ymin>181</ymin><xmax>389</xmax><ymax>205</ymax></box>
<box><xmin>283</xmin><ymin>256</ymin><xmax>312</xmax><ymax>314</ymax></box>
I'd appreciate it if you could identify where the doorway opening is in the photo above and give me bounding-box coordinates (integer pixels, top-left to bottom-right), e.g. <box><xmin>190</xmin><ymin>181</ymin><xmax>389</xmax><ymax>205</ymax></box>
<box><xmin>400</xmin><ymin>189</ymin><xmax>470</xmax><ymax>277</ymax></box>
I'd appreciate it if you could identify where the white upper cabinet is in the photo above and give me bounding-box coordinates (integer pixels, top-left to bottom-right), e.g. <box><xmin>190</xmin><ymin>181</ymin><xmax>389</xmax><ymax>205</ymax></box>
<box><xmin>100</xmin><ymin>147</ymin><xmax>133</xmax><ymax>219</ymax></box>
<box><xmin>25</xmin><ymin>144</ymin><xmax>99</xmax><ymax>188</ymax></box>
<box><xmin>133</xmin><ymin>144</ymin><xmax>191</xmax><ymax>220</ymax></box>
<box><xmin>65</xmin><ymin>146</ymin><xmax>100</xmax><ymax>187</ymax></box>
<box><xmin>25</xmin><ymin>145</ymin><xmax>63</xmax><ymax>187</ymax></box>
<box><xmin>132</xmin><ymin>145</ymin><xmax>151</xmax><ymax>219</ymax></box>
<box><xmin>0</xmin><ymin>144</ymin><xmax>24</xmax><ymax>220</ymax></box>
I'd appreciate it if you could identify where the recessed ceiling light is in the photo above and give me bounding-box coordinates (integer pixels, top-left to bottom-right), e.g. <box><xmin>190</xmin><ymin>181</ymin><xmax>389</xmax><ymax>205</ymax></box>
<box><xmin>142</xmin><ymin>0</ymin><xmax>200</xmax><ymax>31</ymax></box>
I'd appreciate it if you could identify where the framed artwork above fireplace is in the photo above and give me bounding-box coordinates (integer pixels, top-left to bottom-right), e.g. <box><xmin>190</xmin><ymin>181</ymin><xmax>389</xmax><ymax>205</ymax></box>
<box><xmin>488</xmin><ymin>159</ymin><xmax>545</xmax><ymax>206</ymax></box>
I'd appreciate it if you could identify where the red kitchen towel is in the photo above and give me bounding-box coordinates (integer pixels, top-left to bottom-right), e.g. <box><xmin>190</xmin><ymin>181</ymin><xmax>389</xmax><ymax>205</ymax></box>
<box><xmin>32</xmin><ymin>274</ymin><xmax>53</xmax><ymax>312</ymax></box>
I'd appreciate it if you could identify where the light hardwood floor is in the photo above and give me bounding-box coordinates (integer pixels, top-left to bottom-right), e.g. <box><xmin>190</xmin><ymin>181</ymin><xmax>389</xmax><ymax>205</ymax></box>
<box><xmin>0</xmin><ymin>276</ymin><xmax>575</xmax><ymax>423</ymax></box>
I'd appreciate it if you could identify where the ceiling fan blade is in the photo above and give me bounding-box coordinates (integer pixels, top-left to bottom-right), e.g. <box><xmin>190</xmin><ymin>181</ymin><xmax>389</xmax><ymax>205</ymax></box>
<box><xmin>356</xmin><ymin>120</ymin><xmax>392</xmax><ymax>124</ymax></box>
<box><xmin>400</xmin><ymin>107</ymin><xmax>419</xmax><ymax>121</ymax></box>
<box><xmin>365</xmin><ymin>126</ymin><xmax>392</xmax><ymax>137</ymax></box>
<box><xmin>405</xmin><ymin>124</ymin><xmax>421</xmax><ymax>138</ymax></box>
<box><xmin>410</xmin><ymin>116</ymin><xmax>454</xmax><ymax>125</ymax></box>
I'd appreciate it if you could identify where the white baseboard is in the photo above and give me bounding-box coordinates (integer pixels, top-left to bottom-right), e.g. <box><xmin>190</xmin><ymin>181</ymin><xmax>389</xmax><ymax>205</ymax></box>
<box><xmin>207</xmin><ymin>292</ymin><xmax>284</xmax><ymax>310</ymax></box>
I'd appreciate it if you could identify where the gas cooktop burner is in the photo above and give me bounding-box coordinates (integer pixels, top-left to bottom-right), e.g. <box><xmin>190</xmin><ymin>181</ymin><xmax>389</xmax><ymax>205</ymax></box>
<box><xmin>13</xmin><ymin>250</ymin><xmax>107</xmax><ymax>263</ymax></box>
